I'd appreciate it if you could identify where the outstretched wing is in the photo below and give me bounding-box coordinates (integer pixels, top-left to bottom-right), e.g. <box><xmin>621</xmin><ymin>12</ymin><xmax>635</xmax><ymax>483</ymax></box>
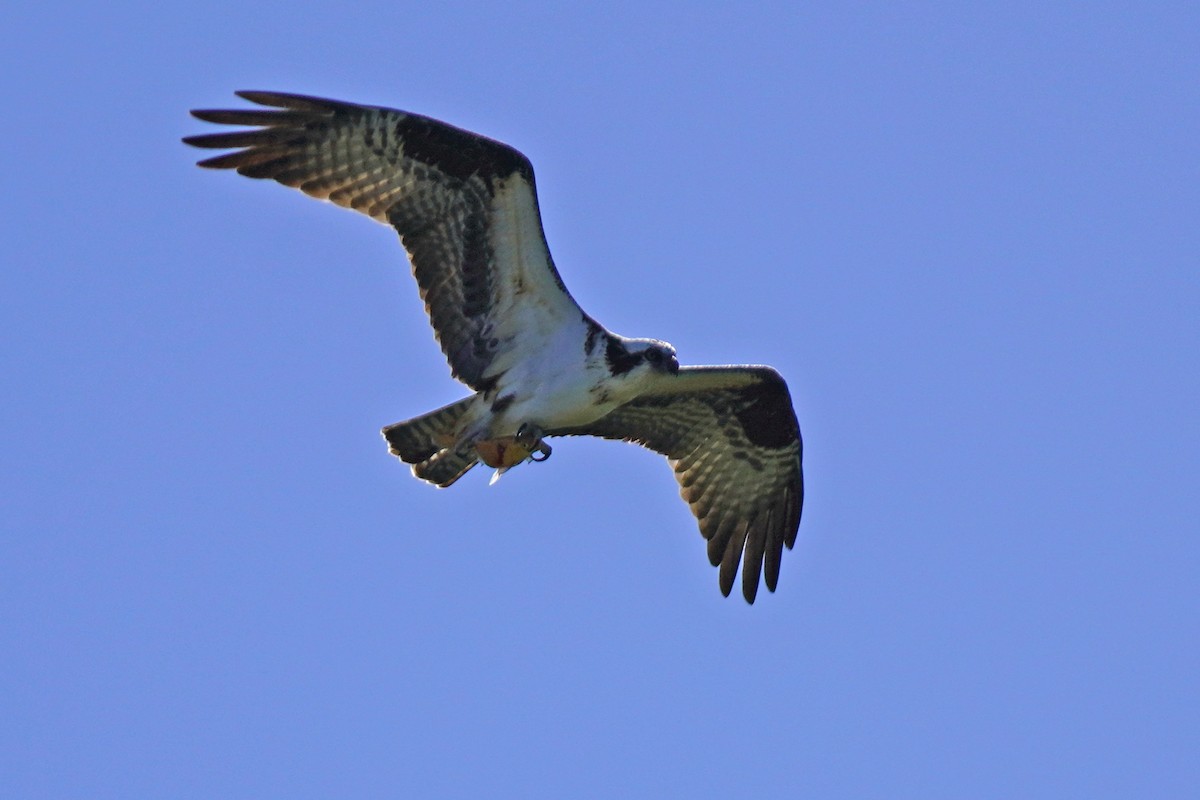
<box><xmin>183</xmin><ymin>91</ymin><xmax>584</xmax><ymax>391</ymax></box>
<box><xmin>553</xmin><ymin>366</ymin><xmax>803</xmax><ymax>603</ymax></box>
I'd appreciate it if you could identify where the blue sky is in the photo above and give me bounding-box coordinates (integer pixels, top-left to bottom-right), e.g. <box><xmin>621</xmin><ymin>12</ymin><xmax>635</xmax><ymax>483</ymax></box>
<box><xmin>2</xmin><ymin>2</ymin><xmax>1197</xmax><ymax>797</ymax></box>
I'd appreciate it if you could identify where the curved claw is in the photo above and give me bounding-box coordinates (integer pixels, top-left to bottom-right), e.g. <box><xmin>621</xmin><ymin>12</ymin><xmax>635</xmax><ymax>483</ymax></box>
<box><xmin>515</xmin><ymin>423</ymin><xmax>551</xmax><ymax>463</ymax></box>
<box><xmin>530</xmin><ymin>441</ymin><xmax>552</xmax><ymax>462</ymax></box>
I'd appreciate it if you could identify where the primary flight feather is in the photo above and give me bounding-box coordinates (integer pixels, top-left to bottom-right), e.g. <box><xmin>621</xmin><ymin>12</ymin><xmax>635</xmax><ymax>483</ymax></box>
<box><xmin>184</xmin><ymin>91</ymin><xmax>804</xmax><ymax>602</ymax></box>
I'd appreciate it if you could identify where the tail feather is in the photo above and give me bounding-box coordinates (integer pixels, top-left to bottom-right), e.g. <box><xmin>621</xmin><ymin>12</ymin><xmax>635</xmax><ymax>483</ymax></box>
<box><xmin>382</xmin><ymin>395</ymin><xmax>479</xmax><ymax>487</ymax></box>
<box><xmin>412</xmin><ymin>450</ymin><xmax>478</xmax><ymax>487</ymax></box>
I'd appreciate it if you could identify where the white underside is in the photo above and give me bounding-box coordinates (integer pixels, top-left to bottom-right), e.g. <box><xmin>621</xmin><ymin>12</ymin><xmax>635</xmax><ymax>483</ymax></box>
<box><xmin>423</xmin><ymin>176</ymin><xmax>657</xmax><ymax>445</ymax></box>
<box><xmin>477</xmin><ymin>313</ymin><xmax>632</xmax><ymax>439</ymax></box>
<box><xmin>455</xmin><ymin>178</ymin><xmax>646</xmax><ymax>440</ymax></box>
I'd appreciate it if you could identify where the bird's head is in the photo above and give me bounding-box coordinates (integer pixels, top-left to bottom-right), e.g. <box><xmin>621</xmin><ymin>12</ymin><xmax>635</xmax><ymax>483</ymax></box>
<box><xmin>603</xmin><ymin>334</ymin><xmax>680</xmax><ymax>378</ymax></box>
<box><xmin>620</xmin><ymin>338</ymin><xmax>680</xmax><ymax>375</ymax></box>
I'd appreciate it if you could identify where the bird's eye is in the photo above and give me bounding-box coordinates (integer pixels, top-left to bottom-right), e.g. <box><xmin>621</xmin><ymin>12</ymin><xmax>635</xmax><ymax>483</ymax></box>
<box><xmin>645</xmin><ymin>349</ymin><xmax>662</xmax><ymax>364</ymax></box>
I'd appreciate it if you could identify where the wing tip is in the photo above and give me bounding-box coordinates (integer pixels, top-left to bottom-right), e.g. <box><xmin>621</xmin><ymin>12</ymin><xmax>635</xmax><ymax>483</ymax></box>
<box><xmin>234</xmin><ymin>89</ymin><xmax>350</xmax><ymax>114</ymax></box>
<box><xmin>233</xmin><ymin>89</ymin><xmax>294</xmax><ymax>106</ymax></box>
<box><xmin>741</xmin><ymin>581</ymin><xmax>760</xmax><ymax>604</ymax></box>
<box><xmin>186</xmin><ymin>91</ymin><xmax>346</xmax><ymax>130</ymax></box>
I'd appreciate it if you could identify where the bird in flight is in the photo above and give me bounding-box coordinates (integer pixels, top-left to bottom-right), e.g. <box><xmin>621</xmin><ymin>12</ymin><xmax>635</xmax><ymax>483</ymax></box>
<box><xmin>184</xmin><ymin>91</ymin><xmax>804</xmax><ymax>602</ymax></box>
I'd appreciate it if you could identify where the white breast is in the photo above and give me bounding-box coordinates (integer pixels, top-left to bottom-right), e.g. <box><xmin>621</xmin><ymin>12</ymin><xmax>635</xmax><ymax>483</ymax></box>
<box><xmin>489</xmin><ymin>316</ymin><xmax>627</xmax><ymax>433</ymax></box>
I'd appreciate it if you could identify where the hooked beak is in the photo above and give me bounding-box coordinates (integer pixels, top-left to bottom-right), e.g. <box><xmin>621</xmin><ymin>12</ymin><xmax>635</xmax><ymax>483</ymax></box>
<box><xmin>667</xmin><ymin>355</ymin><xmax>680</xmax><ymax>374</ymax></box>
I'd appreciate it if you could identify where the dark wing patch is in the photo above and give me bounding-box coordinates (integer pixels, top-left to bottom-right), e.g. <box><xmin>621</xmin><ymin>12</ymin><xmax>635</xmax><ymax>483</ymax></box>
<box><xmin>734</xmin><ymin>369</ymin><xmax>801</xmax><ymax>448</ymax></box>
<box><xmin>552</xmin><ymin>366</ymin><xmax>803</xmax><ymax>603</ymax></box>
<box><xmin>183</xmin><ymin>91</ymin><xmax>572</xmax><ymax>390</ymax></box>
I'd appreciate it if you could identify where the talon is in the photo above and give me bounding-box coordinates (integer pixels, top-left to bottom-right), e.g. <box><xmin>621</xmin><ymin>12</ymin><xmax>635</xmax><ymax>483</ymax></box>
<box><xmin>530</xmin><ymin>441</ymin><xmax>552</xmax><ymax>462</ymax></box>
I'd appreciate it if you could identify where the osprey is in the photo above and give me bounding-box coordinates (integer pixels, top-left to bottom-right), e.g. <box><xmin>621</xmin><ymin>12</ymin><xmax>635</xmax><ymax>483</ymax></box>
<box><xmin>184</xmin><ymin>91</ymin><xmax>804</xmax><ymax>602</ymax></box>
